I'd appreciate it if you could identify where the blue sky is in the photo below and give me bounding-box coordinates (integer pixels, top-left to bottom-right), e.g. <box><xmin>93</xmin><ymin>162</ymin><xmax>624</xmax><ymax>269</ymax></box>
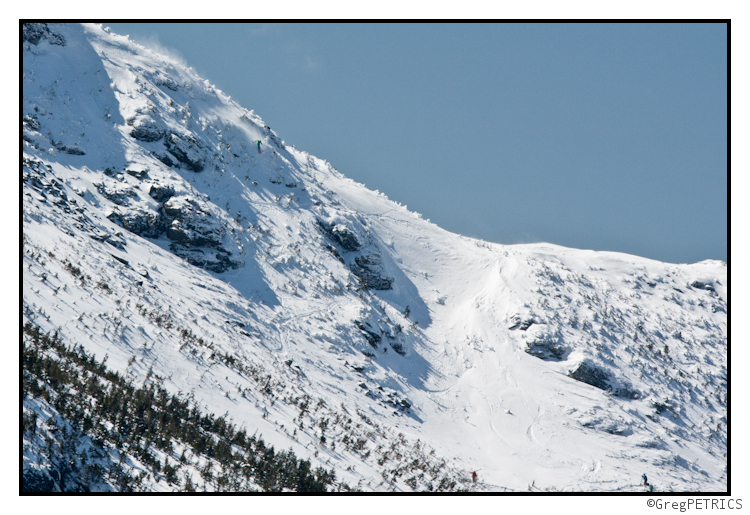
<box><xmin>107</xmin><ymin>22</ymin><xmax>727</xmax><ymax>264</ymax></box>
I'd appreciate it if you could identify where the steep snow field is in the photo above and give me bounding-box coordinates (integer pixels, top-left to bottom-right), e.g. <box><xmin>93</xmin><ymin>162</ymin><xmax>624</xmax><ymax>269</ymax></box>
<box><xmin>23</xmin><ymin>23</ymin><xmax>727</xmax><ymax>492</ymax></box>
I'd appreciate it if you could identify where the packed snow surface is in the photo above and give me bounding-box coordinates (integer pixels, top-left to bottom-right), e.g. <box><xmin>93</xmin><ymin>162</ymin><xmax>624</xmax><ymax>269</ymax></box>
<box><xmin>23</xmin><ymin>23</ymin><xmax>727</xmax><ymax>492</ymax></box>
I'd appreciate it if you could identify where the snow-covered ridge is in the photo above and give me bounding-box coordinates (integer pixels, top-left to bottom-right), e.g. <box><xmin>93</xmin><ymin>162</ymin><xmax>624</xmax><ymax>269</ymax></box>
<box><xmin>23</xmin><ymin>23</ymin><xmax>727</xmax><ymax>492</ymax></box>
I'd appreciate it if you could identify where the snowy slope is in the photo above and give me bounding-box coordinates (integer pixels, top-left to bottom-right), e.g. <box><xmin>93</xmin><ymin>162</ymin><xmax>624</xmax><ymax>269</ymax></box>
<box><xmin>23</xmin><ymin>23</ymin><xmax>728</xmax><ymax>492</ymax></box>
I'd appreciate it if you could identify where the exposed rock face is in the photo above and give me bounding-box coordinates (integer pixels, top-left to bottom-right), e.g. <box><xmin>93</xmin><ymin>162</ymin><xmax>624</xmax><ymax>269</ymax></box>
<box><xmin>146</xmin><ymin>70</ymin><xmax>180</xmax><ymax>91</ymax></box>
<box><xmin>23</xmin><ymin>115</ymin><xmax>40</xmax><ymax>131</ymax></box>
<box><xmin>24</xmin><ymin>157</ymin><xmax>127</xmax><ymax>250</ymax></box>
<box><xmin>23</xmin><ymin>119</ymin><xmax>47</xmax><ymax>151</ymax></box>
<box><xmin>569</xmin><ymin>361</ymin><xmax>612</xmax><ymax>391</ymax></box>
<box><xmin>148</xmin><ymin>184</ymin><xmax>175</xmax><ymax>203</ymax></box>
<box><xmin>690</xmin><ymin>280</ymin><xmax>715</xmax><ymax>292</ymax></box>
<box><xmin>317</xmin><ymin>219</ymin><xmax>360</xmax><ymax>252</ymax></box>
<box><xmin>128</xmin><ymin>115</ymin><xmax>165</xmax><ymax>142</ymax></box>
<box><xmin>351</xmin><ymin>255</ymin><xmax>393</xmax><ymax>290</ymax></box>
<box><xmin>168</xmin><ymin>244</ymin><xmax>240</xmax><ymax>274</ymax></box>
<box><xmin>107</xmin><ymin>209</ymin><xmax>169</xmax><ymax>239</ymax></box>
<box><xmin>165</xmin><ymin>133</ymin><xmax>205</xmax><ymax>172</ymax></box>
<box><xmin>355</xmin><ymin>320</ymin><xmax>382</xmax><ymax>348</ymax></box>
<box><xmin>509</xmin><ymin>313</ymin><xmax>535</xmax><ymax>331</ymax></box>
<box><xmin>95</xmin><ymin>182</ymin><xmax>138</xmax><ymax>206</ymax></box>
<box><xmin>126</xmin><ymin>169</ymin><xmax>148</xmax><ymax>180</ymax></box>
<box><xmin>317</xmin><ymin>219</ymin><xmax>393</xmax><ymax>290</ymax></box>
<box><xmin>525</xmin><ymin>337</ymin><xmax>567</xmax><ymax>361</ymax></box>
<box><xmin>23</xmin><ymin>23</ymin><xmax>66</xmax><ymax>46</ymax></box>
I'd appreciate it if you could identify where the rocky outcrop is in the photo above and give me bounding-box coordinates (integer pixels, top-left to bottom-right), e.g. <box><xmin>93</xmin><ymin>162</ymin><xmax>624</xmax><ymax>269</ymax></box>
<box><xmin>24</xmin><ymin>157</ymin><xmax>127</xmax><ymax>250</ymax></box>
<box><xmin>317</xmin><ymin>219</ymin><xmax>360</xmax><ymax>252</ymax></box>
<box><xmin>509</xmin><ymin>314</ymin><xmax>535</xmax><ymax>331</ymax></box>
<box><xmin>148</xmin><ymin>184</ymin><xmax>175</xmax><ymax>202</ymax></box>
<box><xmin>94</xmin><ymin>182</ymin><xmax>138</xmax><ymax>206</ymax></box>
<box><xmin>146</xmin><ymin>70</ymin><xmax>180</xmax><ymax>91</ymax></box>
<box><xmin>107</xmin><ymin>209</ymin><xmax>169</xmax><ymax>239</ymax></box>
<box><xmin>127</xmin><ymin>115</ymin><xmax>165</xmax><ymax>142</ymax></box>
<box><xmin>351</xmin><ymin>255</ymin><xmax>393</xmax><ymax>290</ymax></box>
<box><xmin>23</xmin><ymin>116</ymin><xmax>46</xmax><ymax>150</ymax></box>
<box><xmin>317</xmin><ymin>219</ymin><xmax>393</xmax><ymax>290</ymax></box>
<box><xmin>525</xmin><ymin>337</ymin><xmax>567</xmax><ymax>361</ymax></box>
<box><xmin>164</xmin><ymin>133</ymin><xmax>204</xmax><ymax>172</ymax></box>
<box><xmin>23</xmin><ymin>115</ymin><xmax>40</xmax><ymax>131</ymax></box>
<box><xmin>23</xmin><ymin>23</ymin><xmax>66</xmax><ymax>46</ymax></box>
<box><xmin>355</xmin><ymin>320</ymin><xmax>382</xmax><ymax>348</ymax></box>
<box><xmin>169</xmin><ymin>246</ymin><xmax>240</xmax><ymax>274</ymax></box>
<box><xmin>690</xmin><ymin>280</ymin><xmax>715</xmax><ymax>292</ymax></box>
<box><xmin>569</xmin><ymin>361</ymin><xmax>612</xmax><ymax>392</ymax></box>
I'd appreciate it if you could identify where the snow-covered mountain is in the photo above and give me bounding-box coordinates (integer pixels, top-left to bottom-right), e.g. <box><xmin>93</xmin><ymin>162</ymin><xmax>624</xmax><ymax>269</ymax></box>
<box><xmin>22</xmin><ymin>23</ymin><xmax>727</xmax><ymax>492</ymax></box>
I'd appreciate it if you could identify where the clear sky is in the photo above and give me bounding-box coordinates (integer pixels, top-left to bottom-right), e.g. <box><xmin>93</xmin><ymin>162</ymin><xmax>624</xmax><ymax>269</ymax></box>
<box><xmin>107</xmin><ymin>22</ymin><xmax>727</xmax><ymax>264</ymax></box>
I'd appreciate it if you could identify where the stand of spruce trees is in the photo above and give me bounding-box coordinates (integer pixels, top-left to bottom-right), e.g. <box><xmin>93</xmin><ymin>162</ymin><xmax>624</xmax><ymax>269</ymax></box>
<box><xmin>22</xmin><ymin>322</ymin><xmax>337</xmax><ymax>492</ymax></box>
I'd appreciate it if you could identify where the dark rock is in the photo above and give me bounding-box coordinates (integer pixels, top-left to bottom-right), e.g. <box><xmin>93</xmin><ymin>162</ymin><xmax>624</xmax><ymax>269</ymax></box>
<box><xmin>109</xmin><ymin>253</ymin><xmax>132</xmax><ymax>268</ymax></box>
<box><xmin>165</xmin><ymin>133</ymin><xmax>204</xmax><ymax>172</ymax></box>
<box><xmin>95</xmin><ymin>183</ymin><xmax>138</xmax><ymax>206</ymax></box>
<box><xmin>64</xmin><ymin>147</ymin><xmax>85</xmax><ymax>155</ymax></box>
<box><xmin>163</xmin><ymin>215</ymin><xmax>223</xmax><ymax>249</ymax></box>
<box><xmin>614</xmin><ymin>384</ymin><xmax>640</xmax><ymax>400</ymax></box>
<box><xmin>353</xmin><ymin>270</ymin><xmax>394</xmax><ymax>290</ymax></box>
<box><xmin>389</xmin><ymin>341</ymin><xmax>406</xmax><ymax>356</ymax></box>
<box><xmin>351</xmin><ymin>254</ymin><xmax>393</xmax><ymax>290</ymax></box>
<box><xmin>168</xmin><ymin>244</ymin><xmax>241</xmax><ymax>273</ymax></box>
<box><xmin>569</xmin><ymin>361</ymin><xmax>612</xmax><ymax>391</ymax></box>
<box><xmin>652</xmin><ymin>400</ymin><xmax>674</xmax><ymax>415</ymax></box>
<box><xmin>166</xmin><ymin>226</ymin><xmax>189</xmax><ymax>242</ymax></box>
<box><xmin>509</xmin><ymin>314</ymin><xmax>535</xmax><ymax>330</ymax></box>
<box><xmin>129</xmin><ymin>118</ymin><xmax>165</xmax><ymax>142</ymax></box>
<box><xmin>107</xmin><ymin>210</ymin><xmax>168</xmax><ymax>239</ymax></box>
<box><xmin>331</xmin><ymin>225</ymin><xmax>360</xmax><ymax>251</ymax></box>
<box><xmin>317</xmin><ymin>219</ymin><xmax>360</xmax><ymax>252</ymax></box>
<box><xmin>162</xmin><ymin>200</ymin><xmax>185</xmax><ymax>219</ymax></box>
<box><xmin>149</xmin><ymin>184</ymin><xmax>175</xmax><ymax>202</ymax></box>
<box><xmin>23</xmin><ymin>23</ymin><xmax>65</xmax><ymax>46</ymax></box>
<box><xmin>131</xmin><ymin>126</ymin><xmax>165</xmax><ymax>142</ymax></box>
<box><xmin>126</xmin><ymin>169</ymin><xmax>148</xmax><ymax>180</ymax></box>
<box><xmin>525</xmin><ymin>337</ymin><xmax>567</xmax><ymax>361</ymax></box>
<box><xmin>324</xmin><ymin>244</ymin><xmax>342</xmax><ymax>261</ymax></box>
<box><xmin>354</xmin><ymin>255</ymin><xmax>378</xmax><ymax>268</ymax></box>
<box><xmin>355</xmin><ymin>320</ymin><xmax>382</xmax><ymax>348</ymax></box>
<box><xmin>691</xmin><ymin>280</ymin><xmax>715</xmax><ymax>292</ymax></box>
<box><xmin>150</xmin><ymin>72</ymin><xmax>179</xmax><ymax>91</ymax></box>
<box><xmin>23</xmin><ymin>115</ymin><xmax>40</xmax><ymax>131</ymax></box>
<box><xmin>154</xmin><ymin>153</ymin><xmax>175</xmax><ymax>167</ymax></box>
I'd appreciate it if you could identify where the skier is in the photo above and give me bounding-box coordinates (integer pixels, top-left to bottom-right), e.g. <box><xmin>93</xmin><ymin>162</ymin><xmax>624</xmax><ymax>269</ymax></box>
<box><xmin>255</xmin><ymin>140</ymin><xmax>262</xmax><ymax>154</ymax></box>
<box><xmin>471</xmin><ymin>471</ymin><xmax>477</xmax><ymax>483</ymax></box>
<box><xmin>642</xmin><ymin>473</ymin><xmax>648</xmax><ymax>486</ymax></box>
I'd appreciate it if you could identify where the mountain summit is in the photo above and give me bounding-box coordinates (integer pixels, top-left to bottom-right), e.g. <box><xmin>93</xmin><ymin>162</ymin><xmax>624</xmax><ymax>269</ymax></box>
<box><xmin>23</xmin><ymin>23</ymin><xmax>727</xmax><ymax>492</ymax></box>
